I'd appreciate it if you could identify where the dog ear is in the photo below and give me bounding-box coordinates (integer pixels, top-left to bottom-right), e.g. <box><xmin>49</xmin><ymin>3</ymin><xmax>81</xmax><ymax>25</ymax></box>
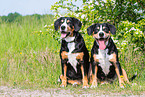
<box><xmin>107</xmin><ymin>23</ymin><xmax>116</xmax><ymax>35</ymax></box>
<box><xmin>87</xmin><ymin>24</ymin><xmax>96</xmax><ymax>35</ymax></box>
<box><xmin>72</xmin><ymin>17</ymin><xmax>82</xmax><ymax>32</ymax></box>
<box><xmin>54</xmin><ymin>17</ymin><xmax>62</xmax><ymax>31</ymax></box>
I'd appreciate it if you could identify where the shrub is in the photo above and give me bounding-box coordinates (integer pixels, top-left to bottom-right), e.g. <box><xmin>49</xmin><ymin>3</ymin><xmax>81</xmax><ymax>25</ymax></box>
<box><xmin>48</xmin><ymin>0</ymin><xmax>145</xmax><ymax>52</ymax></box>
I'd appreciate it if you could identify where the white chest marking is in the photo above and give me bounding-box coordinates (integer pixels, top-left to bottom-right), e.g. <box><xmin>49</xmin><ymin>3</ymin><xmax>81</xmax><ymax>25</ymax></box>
<box><xmin>65</xmin><ymin>36</ymin><xmax>78</xmax><ymax>72</ymax></box>
<box><xmin>95</xmin><ymin>49</ymin><xmax>113</xmax><ymax>75</ymax></box>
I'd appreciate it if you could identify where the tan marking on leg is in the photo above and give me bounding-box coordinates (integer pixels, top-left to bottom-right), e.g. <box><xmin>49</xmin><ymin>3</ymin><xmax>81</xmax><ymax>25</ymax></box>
<box><xmin>81</xmin><ymin>65</ymin><xmax>89</xmax><ymax>88</ymax></box>
<box><xmin>101</xmin><ymin>81</ymin><xmax>105</xmax><ymax>85</ymax></box>
<box><xmin>67</xmin><ymin>80</ymin><xmax>82</xmax><ymax>85</ymax></box>
<box><xmin>115</xmin><ymin>68</ymin><xmax>125</xmax><ymax>88</ymax></box>
<box><xmin>76</xmin><ymin>52</ymin><xmax>84</xmax><ymax>61</ymax></box>
<box><xmin>109</xmin><ymin>53</ymin><xmax>116</xmax><ymax>62</ymax></box>
<box><xmin>91</xmin><ymin>65</ymin><xmax>98</xmax><ymax>88</ymax></box>
<box><xmin>60</xmin><ymin>64</ymin><xmax>67</xmax><ymax>87</ymax></box>
<box><xmin>61</xmin><ymin>51</ymin><xmax>68</xmax><ymax>59</ymax></box>
<box><xmin>93</xmin><ymin>54</ymin><xmax>99</xmax><ymax>62</ymax></box>
<box><xmin>109</xmin><ymin>53</ymin><xmax>126</xmax><ymax>87</ymax></box>
<box><xmin>122</xmin><ymin>68</ymin><xmax>130</xmax><ymax>84</ymax></box>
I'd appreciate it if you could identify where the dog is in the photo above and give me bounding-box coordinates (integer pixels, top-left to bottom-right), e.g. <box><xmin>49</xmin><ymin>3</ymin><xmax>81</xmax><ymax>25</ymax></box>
<box><xmin>87</xmin><ymin>23</ymin><xmax>136</xmax><ymax>88</ymax></box>
<box><xmin>54</xmin><ymin>17</ymin><xmax>90</xmax><ymax>88</ymax></box>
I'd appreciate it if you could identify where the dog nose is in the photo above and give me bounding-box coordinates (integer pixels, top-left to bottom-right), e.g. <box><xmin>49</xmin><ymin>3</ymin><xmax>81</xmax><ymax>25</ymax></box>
<box><xmin>99</xmin><ymin>32</ymin><xmax>104</xmax><ymax>37</ymax></box>
<box><xmin>61</xmin><ymin>26</ymin><xmax>66</xmax><ymax>30</ymax></box>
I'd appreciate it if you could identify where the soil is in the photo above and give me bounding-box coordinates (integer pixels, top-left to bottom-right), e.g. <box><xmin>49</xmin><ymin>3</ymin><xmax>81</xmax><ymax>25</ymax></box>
<box><xmin>0</xmin><ymin>86</ymin><xmax>144</xmax><ymax>97</ymax></box>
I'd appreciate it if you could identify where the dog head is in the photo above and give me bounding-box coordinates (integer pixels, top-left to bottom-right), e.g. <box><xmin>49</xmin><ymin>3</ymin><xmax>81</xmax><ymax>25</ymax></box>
<box><xmin>87</xmin><ymin>23</ymin><xmax>116</xmax><ymax>50</ymax></box>
<box><xmin>54</xmin><ymin>17</ymin><xmax>82</xmax><ymax>39</ymax></box>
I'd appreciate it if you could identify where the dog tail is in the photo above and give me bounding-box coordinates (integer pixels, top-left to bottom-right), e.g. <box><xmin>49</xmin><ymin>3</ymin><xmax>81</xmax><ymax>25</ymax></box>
<box><xmin>129</xmin><ymin>72</ymin><xmax>137</xmax><ymax>81</ymax></box>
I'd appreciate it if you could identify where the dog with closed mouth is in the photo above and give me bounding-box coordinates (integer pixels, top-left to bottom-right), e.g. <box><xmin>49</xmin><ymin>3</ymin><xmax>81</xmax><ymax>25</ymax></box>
<box><xmin>87</xmin><ymin>23</ymin><xmax>136</xmax><ymax>88</ymax></box>
<box><xmin>54</xmin><ymin>17</ymin><xmax>90</xmax><ymax>88</ymax></box>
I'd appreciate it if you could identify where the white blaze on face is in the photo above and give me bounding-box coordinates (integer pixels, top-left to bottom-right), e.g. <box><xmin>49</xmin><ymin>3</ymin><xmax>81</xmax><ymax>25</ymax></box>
<box><xmin>97</xmin><ymin>25</ymin><xmax>106</xmax><ymax>50</ymax></box>
<box><xmin>60</xmin><ymin>19</ymin><xmax>67</xmax><ymax>32</ymax></box>
<box><xmin>60</xmin><ymin>19</ymin><xmax>68</xmax><ymax>38</ymax></box>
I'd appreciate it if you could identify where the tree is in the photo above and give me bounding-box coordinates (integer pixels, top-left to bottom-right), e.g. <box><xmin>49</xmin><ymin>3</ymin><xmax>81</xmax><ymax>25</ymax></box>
<box><xmin>1</xmin><ymin>12</ymin><xmax>22</xmax><ymax>23</ymax></box>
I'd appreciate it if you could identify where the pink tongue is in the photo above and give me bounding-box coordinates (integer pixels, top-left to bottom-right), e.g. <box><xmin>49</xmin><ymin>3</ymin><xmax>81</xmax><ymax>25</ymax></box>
<box><xmin>61</xmin><ymin>33</ymin><xmax>67</xmax><ymax>38</ymax></box>
<box><xmin>98</xmin><ymin>40</ymin><xmax>106</xmax><ymax>50</ymax></box>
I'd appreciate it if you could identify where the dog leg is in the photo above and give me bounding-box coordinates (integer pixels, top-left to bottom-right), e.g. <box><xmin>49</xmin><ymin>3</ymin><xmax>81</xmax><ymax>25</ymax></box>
<box><xmin>115</xmin><ymin>63</ymin><xmax>125</xmax><ymax>88</ymax></box>
<box><xmin>76</xmin><ymin>52</ymin><xmax>89</xmax><ymax>88</ymax></box>
<box><xmin>122</xmin><ymin>68</ymin><xmax>130</xmax><ymax>84</ymax></box>
<box><xmin>60</xmin><ymin>51</ymin><xmax>68</xmax><ymax>87</ymax></box>
<box><xmin>90</xmin><ymin>65</ymin><xmax>98</xmax><ymax>88</ymax></box>
<box><xmin>60</xmin><ymin>64</ymin><xmax>67</xmax><ymax>87</ymax></box>
<box><xmin>109</xmin><ymin>53</ymin><xmax>125</xmax><ymax>88</ymax></box>
<box><xmin>81</xmin><ymin>65</ymin><xmax>89</xmax><ymax>88</ymax></box>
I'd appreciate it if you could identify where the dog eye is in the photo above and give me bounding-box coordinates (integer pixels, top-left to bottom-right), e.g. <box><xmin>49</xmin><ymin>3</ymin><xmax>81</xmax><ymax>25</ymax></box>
<box><xmin>61</xmin><ymin>20</ymin><xmax>64</xmax><ymax>23</ymax></box>
<box><xmin>95</xmin><ymin>29</ymin><xmax>99</xmax><ymax>31</ymax></box>
<box><xmin>67</xmin><ymin>22</ymin><xmax>71</xmax><ymax>24</ymax></box>
<box><xmin>103</xmin><ymin>28</ymin><xmax>107</xmax><ymax>31</ymax></box>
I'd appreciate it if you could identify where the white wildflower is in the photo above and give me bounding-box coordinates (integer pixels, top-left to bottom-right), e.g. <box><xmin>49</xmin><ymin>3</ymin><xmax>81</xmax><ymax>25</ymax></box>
<box><xmin>114</xmin><ymin>40</ymin><xmax>118</xmax><ymax>43</ymax></box>
<box><xmin>136</xmin><ymin>32</ymin><xmax>139</xmax><ymax>34</ymax></box>
<box><xmin>44</xmin><ymin>25</ymin><xmax>47</xmax><ymax>27</ymax></box>
<box><xmin>129</xmin><ymin>27</ymin><xmax>136</xmax><ymax>32</ymax></box>
<box><xmin>81</xmin><ymin>14</ymin><xmax>86</xmax><ymax>19</ymax></box>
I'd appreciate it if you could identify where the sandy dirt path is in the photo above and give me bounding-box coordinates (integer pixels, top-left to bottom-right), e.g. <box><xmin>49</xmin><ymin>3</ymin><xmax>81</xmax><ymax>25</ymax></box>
<box><xmin>0</xmin><ymin>86</ymin><xmax>144</xmax><ymax>97</ymax></box>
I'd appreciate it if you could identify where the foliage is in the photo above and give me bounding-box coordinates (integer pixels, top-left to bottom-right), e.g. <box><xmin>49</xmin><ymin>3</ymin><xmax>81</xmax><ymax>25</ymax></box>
<box><xmin>0</xmin><ymin>0</ymin><xmax>144</xmax><ymax>95</ymax></box>
<box><xmin>0</xmin><ymin>14</ymin><xmax>144</xmax><ymax>94</ymax></box>
<box><xmin>0</xmin><ymin>12</ymin><xmax>54</xmax><ymax>23</ymax></box>
<box><xmin>115</xmin><ymin>20</ymin><xmax>145</xmax><ymax>51</ymax></box>
<box><xmin>0</xmin><ymin>12</ymin><xmax>22</xmax><ymax>23</ymax></box>
<box><xmin>0</xmin><ymin>15</ymin><xmax>60</xmax><ymax>88</ymax></box>
<box><xmin>50</xmin><ymin>0</ymin><xmax>145</xmax><ymax>51</ymax></box>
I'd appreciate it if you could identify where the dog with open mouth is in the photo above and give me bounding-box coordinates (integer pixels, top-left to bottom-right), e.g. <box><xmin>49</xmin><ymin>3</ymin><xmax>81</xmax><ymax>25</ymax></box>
<box><xmin>87</xmin><ymin>23</ymin><xmax>136</xmax><ymax>88</ymax></box>
<box><xmin>54</xmin><ymin>17</ymin><xmax>90</xmax><ymax>88</ymax></box>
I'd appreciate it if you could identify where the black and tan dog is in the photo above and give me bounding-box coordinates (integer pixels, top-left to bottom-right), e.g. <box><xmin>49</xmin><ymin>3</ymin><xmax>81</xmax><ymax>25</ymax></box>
<box><xmin>87</xmin><ymin>23</ymin><xmax>136</xmax><ymax>88</ymax></box>
<box><xmin>54</xmin><ymin>17</ymin><xmax>90</xmax><ymax>88</ymax></box>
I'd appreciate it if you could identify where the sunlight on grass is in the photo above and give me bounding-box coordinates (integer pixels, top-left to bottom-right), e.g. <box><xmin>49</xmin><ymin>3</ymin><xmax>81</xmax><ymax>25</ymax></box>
<box><xmin>0</xmin><ymin>15</ymin><xmax>144</xmax><ymax>96</ymax></box>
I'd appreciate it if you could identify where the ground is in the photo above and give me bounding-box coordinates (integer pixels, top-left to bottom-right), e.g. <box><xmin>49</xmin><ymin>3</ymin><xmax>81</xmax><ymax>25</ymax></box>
<box><xmin>0</xmin><ymin>86</ymin><xmax>145</xmax><ymax>97</ymax></box>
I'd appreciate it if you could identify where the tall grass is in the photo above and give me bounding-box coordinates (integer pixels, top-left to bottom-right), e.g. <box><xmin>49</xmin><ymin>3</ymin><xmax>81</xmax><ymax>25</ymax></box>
<box><xmin>0</xmin><ymin>15</ymin><xmax>61</xmax><ymax>88</ymax></box>
<box><xmin>0</xmin><ymin>15</ymin><xmax>144</xmax><ymax>94</ymax></box>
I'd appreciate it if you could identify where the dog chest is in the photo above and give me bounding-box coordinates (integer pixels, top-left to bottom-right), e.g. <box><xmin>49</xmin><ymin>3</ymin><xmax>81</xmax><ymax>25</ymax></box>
<box><xmin>65</xmin><ymin>37</ymin><xmax>78</xmax><ymax>72</ymax></box>
<box><xmin>94</xmin><ymin>49</ymin><xmax>113</xmax><ymax>75</ymax></box>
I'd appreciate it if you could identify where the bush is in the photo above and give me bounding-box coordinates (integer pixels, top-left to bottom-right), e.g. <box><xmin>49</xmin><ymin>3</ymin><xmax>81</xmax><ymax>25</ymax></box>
<box><xmin>48</xmin><ymin>0</ymin><xmax>145</xmax><ymax>52</ymax></box>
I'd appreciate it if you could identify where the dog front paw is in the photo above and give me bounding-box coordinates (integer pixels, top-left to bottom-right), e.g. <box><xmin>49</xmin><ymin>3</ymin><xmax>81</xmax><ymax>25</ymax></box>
<box><xmin>82</xmin><ymin>84</ymin><xmax>89</xmax><ymax>88</ymax></box>
<box><xmin>60</xmin><ymin>83</ymin><xmax>67</xmax><ymax>87</ymax></box>
<box><xmin>90</xmin><ymin>80</ymin><xmax>97</xmax><ymax>88</ymax></box>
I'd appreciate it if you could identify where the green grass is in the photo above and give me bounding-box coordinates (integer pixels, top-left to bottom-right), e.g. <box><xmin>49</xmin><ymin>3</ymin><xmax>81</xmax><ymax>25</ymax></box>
<box><xmin>0</xmin><ymin>15</ymin><xmax>145</xmax><ymax>96</ymax></box>
<box><xmin>0</xmin><ymin>15</ymin><xmax>61</xmax><ymax>88</ymax></box>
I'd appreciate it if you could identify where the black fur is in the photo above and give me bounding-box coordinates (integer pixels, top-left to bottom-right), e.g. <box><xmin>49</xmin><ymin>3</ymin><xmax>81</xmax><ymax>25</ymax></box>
<box><xmin>88</xmin><ymin>23</ymin><xmax>136</xmax><ymax>82</ymax></box>
<box><xmin>54</xmin><ymin>17</ymin><xmax>82</xmax><ymax>32</ymax></box>
<box><xmin>91</xmin><ymin>38</ymin><xmax>120</xmax><ymax>81</ymax></box>
<box><xmin>60</xmin><ymin>32</ymin><xmax>89</xmax><ymax>80</ymax></box>
<box><xmin>87</xmin><ymin>23</ymin><xmax>116</xmax><ymax>35</ymax></box>
<box><xmin>54</xmin><ymin>17</ymin><xmax>89</xmax><ymax>81</ymax></box>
